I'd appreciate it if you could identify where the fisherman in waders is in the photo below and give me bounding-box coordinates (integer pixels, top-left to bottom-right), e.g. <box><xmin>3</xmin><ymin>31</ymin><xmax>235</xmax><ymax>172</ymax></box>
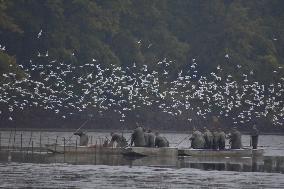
<box><xmin>131</xmin><ymin>124</ymin><xmax>146</xmax><ymax>147</ymax></box>
<box><xmin>74</xmin><ymin>131</ymin><xmax>89</xmax><ymax>146</ymax></box>
<box><xmin>251</xmin><ymin>125</ymin><xmax>259</xmax><ymax>149</ymax></box>
<box><xmin>203</xmin><ymin>127</ymin><xmax>213</xmax><ymax>149</ymax></box>
<box><xmin>229</xmin><ymin>127</ymin><xmax>242</xmax><ymax>149</ymax></box>
<box><xmin>110</xmin><ymin>132</ymin><xmax>128</xmax><ymax>147</ymax></box>
<box><xmin>190</xmin><ymin>128</ymin><xmax>205</xmax><ymax>149</ymax></box>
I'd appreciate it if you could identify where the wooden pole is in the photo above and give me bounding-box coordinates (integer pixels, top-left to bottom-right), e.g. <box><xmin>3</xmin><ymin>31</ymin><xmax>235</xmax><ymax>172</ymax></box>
<box><xmin>8</xmin><ymin>129</ymin><xmax>12</xmax><ymax>150</ymax></box>
<box><xmin>63</xmin><ymin>137</ymin><xmax>66</xmax><ymax>162</ymax></box>
<box><xmin>39</xmin><ymin>133</ymin><xmax>42</xmax><ymax>154</ymax></box>
<box><xmin>20</xmin><ymin>133</ymin><xmax>23</xmax><ymax>152</ymax></box>
<box><xmin>32</xmin><ymin>141</ymin><xmax>34</xmax><ymax>156</ymax></box>
<box><xmin>55</xmin><ymin>136</ymin><xmax>58</xmax><ymax>152</ymax></box>
<box><xmin>75</xmin><ymin>139</ymin><xmax>78</xmax><ymax>163</ymax></box>
<box><xmin>95</xmin><ymin>140</ymin><xmax>97</xmax><ymax>164</ymax></box>
<box><xmin>13</xmin><ymin>131</ymin><xmax>16</xmax><ymax>150</ymax></box>
<box><xmin>63</xmin><ymin>137</ymin><xmax>66</xmax><ymax>154</ymax></box>
<box><xmin>27</xmin><ymin>131</ymin><xmax>33</xmax><ymax>153</ymax></box>
<box><xmin>0</xmin><ymin>132</ymin><xmax>1</xmax><ymax>151</ymax></box>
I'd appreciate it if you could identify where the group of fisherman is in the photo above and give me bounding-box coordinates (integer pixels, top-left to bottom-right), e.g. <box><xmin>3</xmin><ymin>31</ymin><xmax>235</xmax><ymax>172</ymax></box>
<box><xmin>109</xmin><ymin>126</ymin><xmax>169</xmax><ymax>148</ymax></box>
<box><xmin>190</xmin><ymin>125</ymin><xmax>259</xmax><ymax>150</ymax></box>
<box><xmin>74</xmin><ymin>124</ymin><xmax>259</xmax><ymax>150</ymax></box>
<box><xmin>190</xmin><ymin>127</ymin><xmax>239</xmax><ymax>150</ymax></box>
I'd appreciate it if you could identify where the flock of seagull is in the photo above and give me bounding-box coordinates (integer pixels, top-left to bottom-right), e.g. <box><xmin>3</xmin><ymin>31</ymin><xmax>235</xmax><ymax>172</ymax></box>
<box><xmin>0</xmin><ymin>34</ymin><xmax>283</xmax><ymax>128</ymax></box>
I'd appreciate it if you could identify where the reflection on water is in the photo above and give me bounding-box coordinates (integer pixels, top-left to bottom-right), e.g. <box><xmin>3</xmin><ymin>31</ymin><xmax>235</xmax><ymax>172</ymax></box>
<box><xmin>0</xmin><ymin>151</ymin><xmax>283</xmax><ymax>174</ymax></box>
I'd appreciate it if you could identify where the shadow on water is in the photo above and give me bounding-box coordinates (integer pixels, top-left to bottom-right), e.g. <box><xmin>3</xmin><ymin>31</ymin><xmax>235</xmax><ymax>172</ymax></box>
<box><xmin>0</xmin><ymin>151</ymin><xmax>283</xmax><ymax>174</ymax></box>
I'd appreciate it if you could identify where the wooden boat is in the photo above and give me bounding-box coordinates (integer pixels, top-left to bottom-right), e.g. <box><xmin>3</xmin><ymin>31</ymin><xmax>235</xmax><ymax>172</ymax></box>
<box><xmin>45</xmin><ymin>144</ymin><xmax>123</xmax><ymax>155</ymax></box>
<box><xmin>122</xmin><ymin>147</ymin><xmax>178</xmax><ymax>157</ymax></box>
<box><xmin>178</xmin><ymin>148</ymin><xmax>264</xmax><ymax>157</ymax></box>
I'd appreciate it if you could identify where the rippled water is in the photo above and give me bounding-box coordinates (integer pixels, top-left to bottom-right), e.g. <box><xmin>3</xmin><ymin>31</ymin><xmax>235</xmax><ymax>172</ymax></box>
<box><xmin>1</xmin><ymin>162</ymin><xmax>283</xmax><ymax>189</ymax></box>
<box><xmin>0</xmin><ymin>131</ymin><xmax>284</xmax><ymax>188</ymax></box>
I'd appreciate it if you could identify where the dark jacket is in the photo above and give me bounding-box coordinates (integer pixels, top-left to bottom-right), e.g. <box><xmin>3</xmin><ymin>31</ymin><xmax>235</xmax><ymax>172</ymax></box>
<box><xmin>131</xmin><ymin>127</ymin><xmax>146</xmax><ymax>147</ymax></box>
<box><xmin>229</xmin><ymin>130</ymin><xmax>242</xmax><ymax>149</ymax></box>
<box><xmin>218</xmin><ymin>131</ymin><xmax>226</xmax><ymax>150</ymax></box>
<box><xmin>203</xmin><ymin>130</ymin><xmax>213</xmax><ymax>149</ymax></box>
<box><xmin>145</xmin><ymin>132</ymin><xmax>155</xmax><ymax>147</ymax></box>
<box><xmin>155</xmin><ymin>135</ymin><xmax>168</xmax><ymax>147</ymax></box>
<box><xmin>190</xmin><ymin>131</ymin><xmax>205</xmax><ymax>149</ymax></box>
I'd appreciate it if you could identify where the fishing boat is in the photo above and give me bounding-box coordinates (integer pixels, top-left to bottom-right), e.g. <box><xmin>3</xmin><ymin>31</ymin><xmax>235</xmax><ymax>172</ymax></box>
<box><xmin>178</xmin><ymin>148</ymin><xmax>264</xmax><ymax>157</ymax></box>
<box><xmin>122</xmin><ymin>147</ymin><xmax>178</xmax><ymax>157</ymax></box>
<box><xmin>45</xmin><ymin>144</ymin><xmax>123</xmax><ymax>155</ymax></box>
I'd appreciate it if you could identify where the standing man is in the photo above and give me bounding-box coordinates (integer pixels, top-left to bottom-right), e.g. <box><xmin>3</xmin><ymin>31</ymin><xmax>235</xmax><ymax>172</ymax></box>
<box><xmin>189</xmin><ymin>128</ymin><xmax>205</xmax><ymax>149</ymax></box>
<box><xmin>212</xmin><ymin>128</ymin><xmax>220</xmax><ymax>150</ymax></box>
<box><xmin>229</xmin><ymin>127</ymin><xmax>242</xmax><ymax>149</ymax></box>
<box><xmin>251</xmin><ymin>125</ymin><xmax>259</xmax><ymax>149</ymax></box>
<box><xmin>203</xmin><ymin>127</ymin><xmax>213</xmax><ymax>149</ymax></box>
<box><xmin>218</xmin><ymin>128</ymin><xmax>226</xmax><ymax>150</ymax></box>
<box><xmin>146</xmin><ymin>129</ymin><xmax>155</xmax><ymax>147</ymax></box>
<box><xmin>130</xmin><ymin>124</ymin><xmax>146</xmax><ymax>147</ymax></box>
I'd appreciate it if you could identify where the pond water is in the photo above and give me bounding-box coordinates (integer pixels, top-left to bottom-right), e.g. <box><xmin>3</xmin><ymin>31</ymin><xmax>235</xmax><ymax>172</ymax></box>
<box><xmin>0</xmin><ymin>131</ymin><xmax>283</xmax><ymax>188</ymax></box>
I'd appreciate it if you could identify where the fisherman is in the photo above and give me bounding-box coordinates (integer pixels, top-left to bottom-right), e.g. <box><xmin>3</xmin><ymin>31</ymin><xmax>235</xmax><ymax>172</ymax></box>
<box><xmin>212</xmin><ymin>128</ymin><xmax>220</xmax><ymax>150</ymax></box>
<box><xmin>189</xmin><ymin>128</ymin><xmax>205</xmax><ymax>149</ymax></box>
<box><xmin>251</xmin><ymin>125</ymin><xmax>259</xmax><ymax>149</ymax></box>
<box><xmin>110</xmin><ymin>132</ymin><xmax>128</xmax><ymax>147</ymax></box>
<box><xmin>144</xmin><ymin>128</ymin><xmax>150</xmax><ymax>147</ymax></box>
<box><xmin>218</xmin><ymin>128</ymin><xmax>226</xmax><ymax>150</ymax></box>
<box><xmin>145</xmin><ymin>129</ymin><xmax>155</xmax><ymax>147</ymax></box>
<box><xmin>229</xmin><ymin>127</ymin><xmax>242</xmax><ymax>149</ymax></box>
<box><xmin>74</xmin><ymin>131</ymin><xmax>88</xmax><ymax>146</ymax></box>
<box><xmin>203</xmin><ymin>127</ymin><xmax>213</xmax><ymax>149</ymax></box>
<box><xmin>130</xmin><ymin>124</ymin><xmax>146</xmax><ymax>147</ymax></box>
<box><xmin>155</xmin><ymin>132</ymin><xmax>169</xmax><ymax>147</ymax></box>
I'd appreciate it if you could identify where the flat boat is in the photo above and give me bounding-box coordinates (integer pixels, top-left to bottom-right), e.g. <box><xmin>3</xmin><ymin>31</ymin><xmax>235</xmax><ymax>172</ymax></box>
<box><xmin>45</xmin><ymin>144</ymin><xmax>123</xmax><ymax>155</ymax></box>
<box><xmin>178</xmin><ymin>148</ymin><xmax>264</xmax><ymax>157</ymax></box>
<box><xmin>122</xmin><ymin>147</ymin><xmax>178</xmax><ymax>157</ymax></box>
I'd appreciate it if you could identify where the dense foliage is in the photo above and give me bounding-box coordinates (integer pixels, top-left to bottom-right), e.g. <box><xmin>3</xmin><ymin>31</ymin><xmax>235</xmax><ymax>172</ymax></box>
<box><xmin>0</xmin><ymin>0</ymin><xmax>283</xmax><ymax>131</ymax></box>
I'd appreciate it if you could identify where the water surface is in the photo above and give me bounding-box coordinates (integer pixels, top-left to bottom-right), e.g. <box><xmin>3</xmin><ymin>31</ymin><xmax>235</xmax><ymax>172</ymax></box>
<box><xmin>0</xmin><ymin>131</ymin><xmax>283</xmax><ymax>188</ymax></box>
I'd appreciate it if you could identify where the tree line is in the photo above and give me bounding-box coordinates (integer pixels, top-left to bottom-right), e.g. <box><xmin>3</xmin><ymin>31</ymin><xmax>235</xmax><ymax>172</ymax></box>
<box><xmin>0</xmin><ymin>0</ymin><xmax>284</xmax><ymax>131</ymax></box>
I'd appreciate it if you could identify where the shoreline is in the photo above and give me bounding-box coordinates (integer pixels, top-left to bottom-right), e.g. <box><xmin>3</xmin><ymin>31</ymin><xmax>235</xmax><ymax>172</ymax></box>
<box><xmin>1</xmin><ymin>127</ymin><xmax>284</xmax><ymax>135</ymax></box>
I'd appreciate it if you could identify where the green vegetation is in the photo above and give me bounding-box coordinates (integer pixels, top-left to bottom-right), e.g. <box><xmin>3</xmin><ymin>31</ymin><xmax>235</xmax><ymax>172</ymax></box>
<box><xmin>0</xmin><ymin>0</ymin><xmax>283</xmax><ymax>78</ymax></box>
<box><xmin>0</xmin><ymin>0</ymin><xmax>283</xmax><ymax>131</ymax></box>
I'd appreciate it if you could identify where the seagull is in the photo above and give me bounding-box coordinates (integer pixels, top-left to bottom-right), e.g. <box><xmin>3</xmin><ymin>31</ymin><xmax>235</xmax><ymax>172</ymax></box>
<box><xmin>37</xmin><ymin>29</ymin><xmax>42</xmax><ymax>38</ymax></box>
